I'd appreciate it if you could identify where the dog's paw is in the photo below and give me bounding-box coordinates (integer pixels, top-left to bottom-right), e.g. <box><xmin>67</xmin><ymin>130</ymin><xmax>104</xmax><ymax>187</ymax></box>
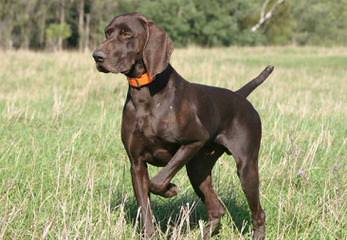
<box><xmin>157</xmin><ymin>183</ymin><xmax>179</xmax><ymax>198</ymax></box>
<box><xmin>253</xmin><ymin>225</ymin><xmax>265</xmax><ymax>240</ymax></box>
<box><xmin>149</xmin><ymin>177</ymin><xmax>166</xmax><ymax>194</ymax></box>
<box><xmin>149</xmin><ymin>179</ymin><xmax>179</xmax><ymax>198</ymax></box>
<box><xmin>143</xmin><ymin>225</ymin><xmax>155</xmax><ymax>239</ymax></box>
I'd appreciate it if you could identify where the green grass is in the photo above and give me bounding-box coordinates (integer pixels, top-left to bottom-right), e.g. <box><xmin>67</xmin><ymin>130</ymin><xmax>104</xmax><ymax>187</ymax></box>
<box><xmin>0</xmin><ymin>47</ymin><xmax>346</xmax><ymax>239</ymax></box>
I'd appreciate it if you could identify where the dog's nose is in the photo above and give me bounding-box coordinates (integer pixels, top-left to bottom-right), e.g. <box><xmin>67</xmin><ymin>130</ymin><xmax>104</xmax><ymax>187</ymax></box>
<box><xmin>92</xmin><ymin>50</ymin><xmax>106</xmax><ymax>63</ymax></box>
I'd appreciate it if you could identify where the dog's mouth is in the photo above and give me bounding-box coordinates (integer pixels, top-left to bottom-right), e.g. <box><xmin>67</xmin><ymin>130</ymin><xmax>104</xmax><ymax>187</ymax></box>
<box><xmin>95</xmin><ymin>62</ymin><xmax>124</xmax><ymax>74</ymax></box>
<box><xmin>96</xmin><ymin>63</ymin><xmax>110</xmax><ymax>73</ymax></box>
<box><xmin>95</xmin><ymin>61</ymin><xmax>132</xmax><ymax>75</ymax></box>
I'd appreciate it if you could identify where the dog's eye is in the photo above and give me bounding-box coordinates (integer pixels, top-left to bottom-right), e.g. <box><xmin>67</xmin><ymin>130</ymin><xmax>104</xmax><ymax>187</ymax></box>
<box><xmin>119</xmin><ymin>29</ymin><xmax>132</xmax><ymax>39</ymax></box>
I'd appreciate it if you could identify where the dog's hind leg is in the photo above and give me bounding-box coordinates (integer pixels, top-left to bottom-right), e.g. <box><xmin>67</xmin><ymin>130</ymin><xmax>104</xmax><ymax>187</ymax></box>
<box><xmin>186</xmin><ymin>146</ymin><xmax>225</xmax><ymax>240</ymax></box>
<box><xmin>217</xmin><ymin>119</ymin><xmax>265</xmax><ymax>240</ymax></box>
<box><xmin>235</xmin><ymin>150</ymin><xmax>265</xmax><ymax>240</ymax></box>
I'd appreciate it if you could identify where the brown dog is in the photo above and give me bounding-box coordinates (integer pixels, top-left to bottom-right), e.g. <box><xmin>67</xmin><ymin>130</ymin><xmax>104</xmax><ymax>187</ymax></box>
<box><xmin>92</xmin><ymin>13</ymin><xmax>273</xmax><ymax>240</ymax></box>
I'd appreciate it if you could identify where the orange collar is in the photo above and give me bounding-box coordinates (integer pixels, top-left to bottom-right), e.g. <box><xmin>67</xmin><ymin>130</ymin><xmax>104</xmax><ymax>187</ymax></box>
<box><xmin>127</xmin><ymin>73</ymin><xmax>153</xmax><ymax>88</ymax></box>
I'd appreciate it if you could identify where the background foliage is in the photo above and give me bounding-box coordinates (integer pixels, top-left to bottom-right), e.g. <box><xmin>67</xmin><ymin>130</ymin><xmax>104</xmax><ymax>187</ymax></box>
<box><xmin>1</xmin><ymin>0</ymin><xmax>347</xmax><ymax>50</ymax></box>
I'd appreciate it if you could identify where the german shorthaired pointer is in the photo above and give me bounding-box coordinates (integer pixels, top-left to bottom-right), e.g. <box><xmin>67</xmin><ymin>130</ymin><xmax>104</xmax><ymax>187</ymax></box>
<box><xmin>92</xmin><ymin>12</ymin><xmax>273</xmax><ymax>240</ymax></box>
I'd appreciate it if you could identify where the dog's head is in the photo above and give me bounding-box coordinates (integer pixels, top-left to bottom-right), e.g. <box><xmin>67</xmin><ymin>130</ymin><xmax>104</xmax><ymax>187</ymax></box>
<box><xmin>92</xmin><ymin>13</ymin><xmax>173</xmax><ymax>78</ymax></box>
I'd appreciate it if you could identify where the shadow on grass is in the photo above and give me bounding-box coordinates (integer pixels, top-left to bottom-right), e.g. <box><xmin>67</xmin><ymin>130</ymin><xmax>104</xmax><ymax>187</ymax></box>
<box><xmin>111</xmin><ymin>190</ymin><xmax>251</xmax><ymax>237</ymax></box>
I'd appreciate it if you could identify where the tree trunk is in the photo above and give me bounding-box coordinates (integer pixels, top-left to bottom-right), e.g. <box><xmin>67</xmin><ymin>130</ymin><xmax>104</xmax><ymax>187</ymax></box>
<box><xmin>21</xmin><ymin>29</ymin><xmax>30</xmax><ymax>49</ymax></box>
<box><xmin>251</xmin><ymin>0</ymin><xmax>285</xmax><ymax>32</ymax></box>
<box><xmin>78</xmin><ymin>0</ymin><xmax>85</xmax><ymax>51</ymax></box>
<box><xmin>5</xmin><ymin>29</ymin><xmax>13</xmax><ymax>50</ymax></box>
<box><xmin>0</xmin><ymin>22</ymin><xmax>13</xmax><ymax>50</ymax></box>
<box><xmin>84</xmin><ymin>13</ymin><xmax>90</xmax><ymax>52</ymax></box>
<box><xmin>40</xmin><ymin>9</ymin><xmax>47</xmax><ymax>49</ymax></box>
<box><xmin>58</xmin><ymin>0</ymin><xmax>65</xmax><ymax>51</ymax></box>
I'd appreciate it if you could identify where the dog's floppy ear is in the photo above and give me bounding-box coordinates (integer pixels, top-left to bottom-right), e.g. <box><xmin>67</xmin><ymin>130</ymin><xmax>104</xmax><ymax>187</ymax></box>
<box><xmin>139</xmin><ymin>17</ymin><xmax>174</xmax><ymax>79</ymax></box>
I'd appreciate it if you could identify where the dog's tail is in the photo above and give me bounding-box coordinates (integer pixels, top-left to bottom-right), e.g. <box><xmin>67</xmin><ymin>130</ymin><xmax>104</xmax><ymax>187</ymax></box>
<box><xmin>235</xmin><ymin>65</ymin><xmax>274</xmax><ymax>98</ymax></box>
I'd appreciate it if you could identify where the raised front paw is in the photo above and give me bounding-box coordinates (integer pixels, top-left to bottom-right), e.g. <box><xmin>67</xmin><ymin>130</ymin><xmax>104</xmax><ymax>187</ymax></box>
<box><xmin>149</xmin><ymin>178</ymin><xmax>179</xmax><ymax>198</ymax></box>
<box><xmin>157</xmin><ymin>183</ymin><xmax>179</xmax><ymax>198</ymax></box>
<box><xmin>149</xmin><ymin>176</ymin><xmax>167</xmax><ymax>194</ymax></box>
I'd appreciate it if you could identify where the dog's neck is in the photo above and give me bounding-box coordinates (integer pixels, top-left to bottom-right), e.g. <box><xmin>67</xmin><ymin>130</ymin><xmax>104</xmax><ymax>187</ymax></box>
<box><xmin>124</xmin><ymin>59</ymin><xmax>147</xmax><ymax>79</ymax></box>
<box><xmin>124</xmin><ymin>60</ymin><xmax>177</xmax><ymax>108</ymax></box>
<box><xmin>125</xmin><ymin>59</ymin><xmax>155</xmax><ymax>88</ymax></box>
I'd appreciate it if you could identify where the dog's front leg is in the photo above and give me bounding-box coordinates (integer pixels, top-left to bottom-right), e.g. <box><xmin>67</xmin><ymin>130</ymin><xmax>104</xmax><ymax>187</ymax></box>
<box><xmin>130</xmin><ymin>160</ymin><xmax>155</xmax><ymax>238</ymax></box>
<box><xmin>149</xmin><ymin>141</ymin><xmax>205</xmax><ymax>195</ymax></box>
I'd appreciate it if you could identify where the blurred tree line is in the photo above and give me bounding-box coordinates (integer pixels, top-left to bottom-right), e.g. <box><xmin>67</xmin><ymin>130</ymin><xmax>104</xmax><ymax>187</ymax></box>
<box><xmin>0</xmin><ymin>0</ymin><xmax>346</xmax><ymax>50</ymax></box>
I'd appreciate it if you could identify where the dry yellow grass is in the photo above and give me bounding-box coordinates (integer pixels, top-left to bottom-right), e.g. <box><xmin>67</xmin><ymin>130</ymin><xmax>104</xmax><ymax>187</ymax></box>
<box><xmin>0</xmin><ymin>47</ymin><xmax>346</xmax><ymax>239</ymax></box>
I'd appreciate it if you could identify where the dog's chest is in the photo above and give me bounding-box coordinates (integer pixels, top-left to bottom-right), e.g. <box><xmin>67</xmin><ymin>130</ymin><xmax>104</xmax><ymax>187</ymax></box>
<box><xmin>124</xmin><ymin>89</ymin><xmax>181</xmax><ymax>166</ymax></box>
<box><xmin>125</xmin><ymin>101</ymin><xmax>179</xmax><ymax>166</ymax></box>
<box><xmin>134</xmin><ymin>101</ymin><xmax>178</xmax><ymax>142</ymax></box>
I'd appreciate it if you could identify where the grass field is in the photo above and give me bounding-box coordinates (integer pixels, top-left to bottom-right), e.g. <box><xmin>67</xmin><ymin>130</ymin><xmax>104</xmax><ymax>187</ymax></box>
<box><xmin>0</xmin><ymin>47</ymin><xmax>346</xmax><ymax>239</ymax></box>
